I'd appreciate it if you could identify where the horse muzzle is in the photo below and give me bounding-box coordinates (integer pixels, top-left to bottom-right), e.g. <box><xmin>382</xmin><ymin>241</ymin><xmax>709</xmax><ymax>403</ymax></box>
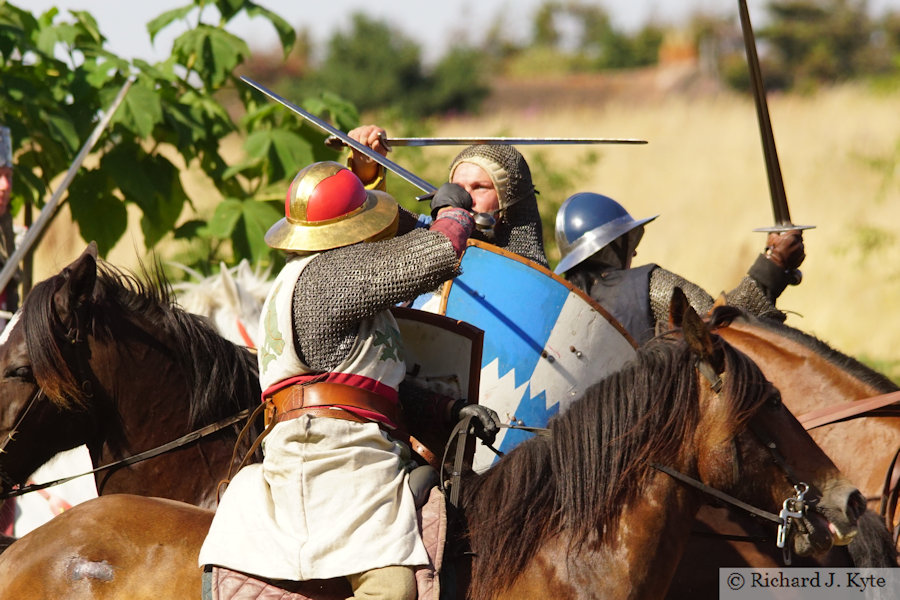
<box><xmin>792</xmin><ymin>483</ymin><xmax>864</xmax><ymax>556</ymax></box>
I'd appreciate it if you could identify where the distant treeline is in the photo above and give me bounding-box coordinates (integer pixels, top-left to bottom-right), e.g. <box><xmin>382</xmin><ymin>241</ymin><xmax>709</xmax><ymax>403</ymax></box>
<box><xmin>255</xmin><ymin>0</ymin><xmax>900</xmax><ymax>117</ymax></box>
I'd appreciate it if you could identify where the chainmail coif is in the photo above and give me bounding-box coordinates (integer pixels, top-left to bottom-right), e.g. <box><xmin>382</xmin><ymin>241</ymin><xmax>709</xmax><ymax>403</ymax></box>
<box><xmin>450</xmin><ymin>145</ymin><xmax>548</xmax><ymax>267</ymax></box>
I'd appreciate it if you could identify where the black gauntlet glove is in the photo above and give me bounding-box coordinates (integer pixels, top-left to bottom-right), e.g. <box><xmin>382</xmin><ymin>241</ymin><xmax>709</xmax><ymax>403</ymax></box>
<box><xmin>451</xmin><ymin>400</ymin><xmax>500</xmax><ymax>446</ymax></box>
<box><xmin>430</xmin><ymin>182</ymin><xmax>472</xmax><ymax>219</ymax></box>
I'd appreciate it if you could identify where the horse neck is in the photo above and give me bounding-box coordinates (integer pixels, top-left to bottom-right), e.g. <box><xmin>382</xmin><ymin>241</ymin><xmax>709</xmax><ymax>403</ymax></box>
<box><xmin>498</xmin><ymin>471</ymin><xmax>701</xmax><ymax>600</ymax></box>
<box><xmin>717</xmin><ymin>322</ymin><xmax>884</xmax><ymax>415</ymax></box>
<box><xmin>716</xmin><ymin>319</ymin><xmax>900</xmax><ymax>503</ymax></box>
<box><xmin>86</xmin><ymin>330</ymin><xmax>237</xmax><ymax>507</ymax></box>
<box><xmin>89</xmin><ymin>334</ymin><xmax>195</xmax><ymax>452</ymax></box>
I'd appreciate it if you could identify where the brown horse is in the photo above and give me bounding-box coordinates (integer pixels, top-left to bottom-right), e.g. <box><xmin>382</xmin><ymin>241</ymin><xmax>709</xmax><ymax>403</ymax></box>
<box><xmin>0</xmin><ymin>293</ymin><xmax>865</xmax><ymax>600</ymax></box>
<box><xmin>667</xmin><ymin>306</ymin><xmax>900</xmax><ymax>599</ymax></box>
<box><xmin>0</xmin><ymin>244</ymin><xmax>261</xmax><ymax>513</ymax></box>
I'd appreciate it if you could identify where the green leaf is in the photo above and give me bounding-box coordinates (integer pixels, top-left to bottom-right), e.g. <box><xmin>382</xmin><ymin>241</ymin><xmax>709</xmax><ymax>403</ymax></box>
<box><xmin>147</xmin><ymin>4</ymin><xmax>196</xmax><ymax>43</ymax></box>
<box><xmin>69</xmin><ymin>10</ymin><xmax>103</xmax><ymax>45</ymax></box>
<box><xmin>136</xmin><ymin>158</ymin><xmax>190</xmax><ymax>247</ymax></box>
<box><xmin>244</xmin><ymin>3</ymin><xmax>296</xmax><ymax>56</ymax></box>
<box><xmin>67</xmin><ymin>170</ymin><xmax>129</xmax><ymax>256</ymax></box>
<box><xmin>202</xmin><ymin>198</ymin><xmax>243</xmax><ymax>238</ymax></box>
<box><xmin>242</xmin><ymin>198</ymin><xmax>282</xmax><ymax>263</ymax></box>
<box><xmin>173</xmin><ymin>219</ymin><xmax>206</xmax><ymax>240</ymax></box>
<box><xmin>42</xmin><ymin>111</ymin><xmax>81</xmax><ymax>154</ymax></box>
<box><xmin>244</xmin><ymin>129</ymin><xmax>312</xmax><ymax>181</ymax></box>
<box><xmin>214</xmin><ymin>0</ymin><xmax>245</xmax><ymax>22</ymax></box>
<box><xmin>102</xmin><ymin>148</ymin><xmax>187</xmax><ymax>248</ymax></box>
<box><xmin>172</xmin><ymin>25</ymin><xmax>249</xmax><ymax>88</ymax></box>
<box><xmin>114</xmin><ymin>79</ymin><xmax>163</xmax><ymax>138</ymax></box>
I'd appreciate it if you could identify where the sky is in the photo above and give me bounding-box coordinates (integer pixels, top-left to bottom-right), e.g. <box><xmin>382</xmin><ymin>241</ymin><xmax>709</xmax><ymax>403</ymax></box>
<box><xmin>23</xmin><ymin>0</ymin><xmax>900</xmax><ymax>65</ymax></box>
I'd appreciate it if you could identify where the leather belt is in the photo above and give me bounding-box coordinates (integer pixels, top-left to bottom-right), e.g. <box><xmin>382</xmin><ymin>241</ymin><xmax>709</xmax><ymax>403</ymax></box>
<box><xmin>264</xmin><ymin>382</ymin><xmax>400</xmax><ymax>428</ymax></box>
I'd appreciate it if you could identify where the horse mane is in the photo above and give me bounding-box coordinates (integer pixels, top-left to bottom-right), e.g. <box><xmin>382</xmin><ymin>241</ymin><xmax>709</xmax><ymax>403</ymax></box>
<box><xmin>715</xmin><ymin>306</ymin><xmax>898</xmax><ymax>394</ymax></box>
<box><xmin>23</xmin><ymin>257</ymin><xmax>261</xmax><ymax>429</ymax></box>
<box><xmin>462</xmin><ymin>326</ymin><xmax>772</xmax><ymax>600</ymax></box>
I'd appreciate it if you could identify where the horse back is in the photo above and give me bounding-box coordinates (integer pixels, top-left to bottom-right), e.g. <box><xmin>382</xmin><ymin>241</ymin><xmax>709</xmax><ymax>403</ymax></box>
<box><xmin>0</xmin><ymin>495</ymin><xmax>212</xmax><ymax>600</ymax></box>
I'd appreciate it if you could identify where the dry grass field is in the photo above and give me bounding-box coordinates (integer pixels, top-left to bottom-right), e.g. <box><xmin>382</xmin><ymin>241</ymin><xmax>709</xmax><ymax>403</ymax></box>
<box><xmin>30</xmin><ymin>66</ymin><xmax>900</xmax><ymax>380</ymax></box>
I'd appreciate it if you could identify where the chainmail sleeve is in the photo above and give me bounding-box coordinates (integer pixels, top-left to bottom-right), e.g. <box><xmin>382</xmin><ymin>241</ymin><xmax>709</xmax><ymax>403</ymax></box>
<box><xmin>648</xmin><ymin>266</ymin><xmax>716</xmax><ymax>331</ymax></box>
<box><xmin>723</xmin><ymin>275</ymin><xmax>786</xmax><ymax>322</ymax></box>
<box><xmin>650</xmin><ymin>265</ymin><xmax>787</xmax><ymax>329</ymax></box>
<box><xmin>292</xmin><ymin>229</ymin><xmax>460</xmax><ymax>371</ymax></box>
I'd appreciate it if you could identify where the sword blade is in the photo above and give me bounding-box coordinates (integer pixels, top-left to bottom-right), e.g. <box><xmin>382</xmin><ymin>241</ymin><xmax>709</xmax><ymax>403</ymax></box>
<box><xmin>240</xmin><ymin>77</ymin><xmax>437</xmax><ymax>195</ymax></box>
<box><xmin>0</xmin><ymin>76</ymin><xmax>135</xmax><ymax>296</ymax></box>
<box><xmin>386</xmin><ymin>136</ymin><xmax>648</xmax><ymax>147</ymax></box>
<box><xmin>738</xmin><ymin>0</ymin><xmax>793</xmax><ymax>227</ymax></box>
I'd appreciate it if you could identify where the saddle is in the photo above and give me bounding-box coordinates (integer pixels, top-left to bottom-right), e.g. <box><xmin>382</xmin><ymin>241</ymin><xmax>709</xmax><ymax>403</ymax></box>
<box><xmin>208</xmin><ymin>484</ymin><xmax>448</xmax><ymax>600</ymax></box>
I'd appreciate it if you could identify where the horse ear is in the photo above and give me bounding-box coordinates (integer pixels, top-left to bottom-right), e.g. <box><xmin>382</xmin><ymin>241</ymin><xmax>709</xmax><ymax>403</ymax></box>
<box><xmin>219</xmin><ymin>261</ymin><xmax>241</xmax><ymax>313</ymax></box>
<box><xmin>712</xmin><ymin>293</ymin><xmax>727</xmax><ymax>309</ymax></box>
<box><xmin>669</xmin><ymin>287</ymin><xmax>688</xmax><ymax>329</ymax></box>
<box><xmin>53</xmin><ymin>243</ymin><xmax>99</xmax><ymax>327</ymax></box>
<box><xmin>671</xmin><ymin>287</ymin><xmax>716</xmax><ymax>362</ymax></box>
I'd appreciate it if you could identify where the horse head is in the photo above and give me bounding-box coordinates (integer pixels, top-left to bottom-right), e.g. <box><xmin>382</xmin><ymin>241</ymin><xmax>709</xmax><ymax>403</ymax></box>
<box><xmin>0</xmin><ymin>244</ymin><xmax>262</xmax><ymax>506</ymax></box>
<box><xmin>0</xmin><ymin>244</ymin><xmax>103</xmax><ymax>496</ymax></box>
<box><xmin>671</xmin><ymin>288</ymin><xmax>865</xmax><ymax>557</ymax></box>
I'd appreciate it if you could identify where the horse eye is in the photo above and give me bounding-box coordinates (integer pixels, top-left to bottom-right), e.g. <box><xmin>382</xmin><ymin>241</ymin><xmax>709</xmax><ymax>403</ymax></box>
<box><xmin>8</xmin><ymin>365</ymin><xmax>34</xmax><ymax>381</ymax></box>
<box><xmin>767</xmin><ymin>392</ymin><xmax>782</xmax><ymax>409</ymax></box>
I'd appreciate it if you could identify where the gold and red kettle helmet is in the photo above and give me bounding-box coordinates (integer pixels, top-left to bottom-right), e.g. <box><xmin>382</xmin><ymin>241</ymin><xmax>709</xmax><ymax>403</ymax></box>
<box><xmin>265</xmin><ymin>161</ymin><xmax>398</xmax><ymax>253</ymax></box>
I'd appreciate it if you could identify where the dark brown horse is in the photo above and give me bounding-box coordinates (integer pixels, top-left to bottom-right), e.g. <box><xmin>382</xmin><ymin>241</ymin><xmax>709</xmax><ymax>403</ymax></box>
<box><xmin>0</xmin><ymin>293</ymin><xmax>865</xmax><ymax>600</ymax></box>
<box><xmin>0</xmin><ymin>244</ymin><xmax>261</xmax><ymax>513</ymax></box>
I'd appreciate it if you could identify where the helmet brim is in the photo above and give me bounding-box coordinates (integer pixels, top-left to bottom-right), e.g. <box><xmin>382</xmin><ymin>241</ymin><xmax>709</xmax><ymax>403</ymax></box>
<box><xmin>265</xmin><ymin>189</ymin><xmax>398</xmax><ymax>253</ymax></box>
<box><xmin>554</xmin><ymin>213</ymin><xmax>658</xmax><ymax>275</ymax></box>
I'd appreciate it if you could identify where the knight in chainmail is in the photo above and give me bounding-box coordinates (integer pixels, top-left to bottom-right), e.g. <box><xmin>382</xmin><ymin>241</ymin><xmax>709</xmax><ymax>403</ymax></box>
<box><xmin>554</xmin><ymin>192</ymin><xmax>806</xmax><ymax>346</ymax></box>
<box><xmin>199</xmin><ymin>161</ymin><xmax>498</xmax><ymax>600</ymax></box>
<box><xmin>346</xmin><ymin>125</ymin><xmax>548</xmax><ymax>267</ymax></box>
<box><xmin>0</xmin><ymin>126</ymin><xmax>18</xmax><ymax>321</ymax></box>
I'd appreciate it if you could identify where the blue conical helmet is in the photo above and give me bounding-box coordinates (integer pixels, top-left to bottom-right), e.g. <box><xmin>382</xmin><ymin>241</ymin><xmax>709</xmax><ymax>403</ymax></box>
<box><xmin>554</xmin><ymin>192</ymin><xmax>658</xmax><ymax>275</ymax></box>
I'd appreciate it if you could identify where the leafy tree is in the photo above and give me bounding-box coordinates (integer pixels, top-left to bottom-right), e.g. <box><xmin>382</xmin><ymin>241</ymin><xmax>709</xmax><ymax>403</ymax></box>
<box><xmin>311</xmin><ymin>13</ymin><xmax>424</xmax><ymax>115</ymax></box>
<box><xmin>0</xmin><ymin>0</ymin><xmax>356</xmax><ymax>278</ymax></box>
<box><xmin>763</xmin><ymin>0</ymin><xmax>874</xmax><ymax>88</ymax></box>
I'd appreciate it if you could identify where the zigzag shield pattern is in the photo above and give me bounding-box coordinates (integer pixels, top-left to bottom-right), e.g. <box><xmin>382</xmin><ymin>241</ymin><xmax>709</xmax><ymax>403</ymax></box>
<box><xmin>417</xmin><ymin>241</ymin><xmax>637</xmax><ymax>471</ymax></box>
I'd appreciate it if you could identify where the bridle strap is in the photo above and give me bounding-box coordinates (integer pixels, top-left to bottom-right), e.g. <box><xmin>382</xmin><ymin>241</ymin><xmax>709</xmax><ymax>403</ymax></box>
<box><xmin>0</xmin><ymin>408</ymin><xmax>251</xmax><ymax>500</ymax></box>
<box><xmin>0</xmin><ymin>386</ymin><xmax>44</xmax><ymax>456</ymax></box>
<box><xmin>650</xmin><ymin>462</ymin><xmax>782</xmax><ymax>525</ymax></box>
<box><xmin>748</xmin><ymin>420</ymin><xmax>803</xmax><ymax>487</ymax></box>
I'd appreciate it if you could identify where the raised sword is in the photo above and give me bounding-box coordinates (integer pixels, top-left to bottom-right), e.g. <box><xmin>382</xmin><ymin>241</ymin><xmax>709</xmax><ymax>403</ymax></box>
<box><xmin>240</xmin><ymin>76</ymin><xmax>437</xmax><ymax>198</ymax></box>
<box><xmin>325</xmin><ymin>135</ymin><xmax>647</xmax><ymax>150</ymax></box>
<box><xmin>738</xmin><ymin>0</ymin><xmax>814</xmax><ymax>234</ymax></box>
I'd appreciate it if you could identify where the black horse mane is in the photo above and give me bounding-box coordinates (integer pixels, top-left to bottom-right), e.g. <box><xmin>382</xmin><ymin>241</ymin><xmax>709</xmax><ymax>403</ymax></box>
<box><xmin>23</xmin><ymin>257</ymin><xmax>261</xmax><ymax>430</ymax></box>
<box><xmin>462</xmin><ymin>310</ymin><xmax>772</xmax><ymax>600</ymax></box>
<box><xmin>721</xmin><ymin>307</ymin><xmax>898</xmax><ymax>393</ymax></box>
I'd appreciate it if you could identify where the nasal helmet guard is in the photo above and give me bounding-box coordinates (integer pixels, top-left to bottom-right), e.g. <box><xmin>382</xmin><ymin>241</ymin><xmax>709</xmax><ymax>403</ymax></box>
<box><xmin>265</xmin><ymin>161</ymin><xmax>398</xmax><ymax>253</ymax></box>
<box><xmin>554</xmin><ymin>192</ymin><xmax>658</xmax><ymax>275</ymax></box>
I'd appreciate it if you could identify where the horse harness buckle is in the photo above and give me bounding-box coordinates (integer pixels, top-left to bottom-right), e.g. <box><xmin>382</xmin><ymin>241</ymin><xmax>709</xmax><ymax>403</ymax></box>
<box><xmin>776</xmin><ymin>482</ymin><xmax>809</xmax><ymax>564</ymax></box>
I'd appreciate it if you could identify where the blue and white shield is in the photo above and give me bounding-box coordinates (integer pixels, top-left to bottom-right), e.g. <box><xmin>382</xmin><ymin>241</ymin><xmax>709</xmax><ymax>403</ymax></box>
<box><xmin>414</xmin><ymin>241</ymin><xmax>637</xmax><ymax>470</ymax></box>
